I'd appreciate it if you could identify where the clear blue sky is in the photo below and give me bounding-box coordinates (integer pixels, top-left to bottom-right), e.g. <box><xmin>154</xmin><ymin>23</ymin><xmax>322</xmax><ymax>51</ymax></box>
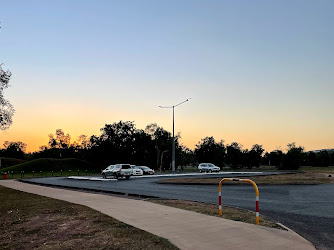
<box><xmin>1</xmin><ymin>0</ymin><xmax>333</xmax><ymax>152</ymax></box>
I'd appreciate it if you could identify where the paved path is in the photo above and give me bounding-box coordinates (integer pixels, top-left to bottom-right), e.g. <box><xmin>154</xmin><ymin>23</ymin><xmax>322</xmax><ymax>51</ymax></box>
<box><xmin>29</xmin><ymin>175</ymin><xmax>334</xmax><ymax>248</ymax></box>
<box><xmin>1</xmin><ymin>180</ymin><xmax>315</xmax><ymax>250</ymax></box>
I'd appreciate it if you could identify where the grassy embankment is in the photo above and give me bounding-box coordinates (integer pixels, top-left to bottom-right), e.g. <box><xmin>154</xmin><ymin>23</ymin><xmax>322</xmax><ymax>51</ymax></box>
<box><xmin>0</xmin><ymin>157</ymin><xmax>27</xmax><ymax>168</ymax></box>
<box><xmin>157</xmin><ymin>166</ymin><xmax>334</xmax><ymax>185</ymax></box>
<box><xmin>0</xmin><ymin>185</ymin><xmax>178</xmax><ymax>250</ymax></box>
<box><xmin>0</xmin><ymin>158</ymin><xmax>101</xmax><ymax>179</ymax></box>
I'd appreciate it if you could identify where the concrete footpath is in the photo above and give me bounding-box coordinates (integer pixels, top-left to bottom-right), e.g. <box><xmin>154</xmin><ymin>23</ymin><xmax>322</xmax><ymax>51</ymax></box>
<box><xmin>0</xmin><ymin>180</ymin><xmax>315</xmax><ymax>250</ymax></box>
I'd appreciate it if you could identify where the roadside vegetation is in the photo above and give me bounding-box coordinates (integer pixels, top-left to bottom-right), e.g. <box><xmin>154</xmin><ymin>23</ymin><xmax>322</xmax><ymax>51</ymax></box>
<box><xmin>148</xmin><ymin>199</ymin><xmax>283</xmax><ymax>230</ymax></box>
<box><xmin>0</xmin><ymin>158</ymin><xmax>98</xmax><ymax>179</ymax></box>
<box><xmin>0</xmin><ymin>185</ymin><xmax>178</xmax><ymax>250</ymax></box>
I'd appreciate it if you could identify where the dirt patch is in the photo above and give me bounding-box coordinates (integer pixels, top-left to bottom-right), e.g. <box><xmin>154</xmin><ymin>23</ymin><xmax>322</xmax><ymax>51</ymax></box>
<box><xmin>0</xmin><ymin>185</ymin><xmax>178</xmax><ymax>250</ymax></box>
<box><xmin>157</xmin><ymin>172</ymin><xmax>334</xmax><ymax>185</ymax></box>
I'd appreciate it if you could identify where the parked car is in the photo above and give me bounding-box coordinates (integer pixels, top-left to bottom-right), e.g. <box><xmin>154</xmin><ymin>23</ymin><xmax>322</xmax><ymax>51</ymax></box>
<box><xmin>102</xmin><ymin>164</ymin><xmax>132</xmax><ymax>179</ymax></box>
<box><xmin>198</xmin><ymin>163</ymin><xmax>220</xmax><ymax>173</ymax></box>
<box><xmin>138</xmin><ymin>166</ymin><xmax>155</xmax><ymax>175</ymax></box>
<box><xmin>130</xmin><ymin>165</ymin><xmax>144</xmax><ymax>176</ymax></box>
<box><xmin>101</xmin><ymin>165</ymin><xmax>116</xmax><ymax>178</ymax></box>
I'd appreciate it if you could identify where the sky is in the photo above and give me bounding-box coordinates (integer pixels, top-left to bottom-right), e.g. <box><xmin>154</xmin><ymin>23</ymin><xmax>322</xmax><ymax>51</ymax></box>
<box><xmin>0</xmin><ymin>0</ymin><xmax>333</xmax><ymax>153</ymax></box>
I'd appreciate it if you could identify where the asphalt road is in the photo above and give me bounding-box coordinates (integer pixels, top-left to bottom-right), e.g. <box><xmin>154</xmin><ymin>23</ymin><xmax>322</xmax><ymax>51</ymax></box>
<box><xmin>24</xmin><ymin>172</ymin><xmax>334</xmax><ymax>249</ymax></box>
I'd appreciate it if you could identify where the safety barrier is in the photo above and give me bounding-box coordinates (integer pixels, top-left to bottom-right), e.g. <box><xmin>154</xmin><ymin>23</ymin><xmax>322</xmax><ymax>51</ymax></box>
<box><xmin>218</xmin><ymin>178</ymin><xmax>259</xmax><ymax>225</ymax></box>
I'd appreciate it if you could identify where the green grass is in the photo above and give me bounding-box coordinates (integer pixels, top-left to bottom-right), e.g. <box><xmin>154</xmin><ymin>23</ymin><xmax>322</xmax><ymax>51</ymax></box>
<box><xmin>0</xmin><ymin>158</ymin><xmax>98</xmax><ymax>176</ymax></box>
<box><xmin>3</xmin><ymin>170</ymin><xmax>101</xmax><ymax>179</ymax></box>
<box><xmin>0</xmin><ymin>185</ymin><xmax>178</xmax><ymax>250</ymax></box>
<box><xmin>0</xmin><ymin>157</ymin><xmax>27</xmax><ymax>169</ymax></box>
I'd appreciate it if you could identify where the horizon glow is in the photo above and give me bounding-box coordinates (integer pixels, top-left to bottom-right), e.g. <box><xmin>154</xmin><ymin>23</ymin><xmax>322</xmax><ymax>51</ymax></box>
<box><xmin>0</xmin><ymin>0</ymin><xmax>333</xmax><ymax>153</ymax></box>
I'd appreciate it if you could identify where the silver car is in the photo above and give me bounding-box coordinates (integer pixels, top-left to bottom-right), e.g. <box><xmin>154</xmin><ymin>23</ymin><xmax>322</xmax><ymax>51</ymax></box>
<box><xmin>102</xmin><ymin>165</ymin><xmax>116</xmax><ymax>178</ymax></box>
<box><xmin>198</xmin><ymin>163</ymin><xmax>220</xmax><ymax>173</ymax></box>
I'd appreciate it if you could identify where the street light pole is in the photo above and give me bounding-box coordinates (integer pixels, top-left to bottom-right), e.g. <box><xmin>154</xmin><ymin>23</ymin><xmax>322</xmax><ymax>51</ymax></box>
<box><xmin>159</xmin><ymin>98</ymin><xmax>191</xmax><ymax>172</ymax></box>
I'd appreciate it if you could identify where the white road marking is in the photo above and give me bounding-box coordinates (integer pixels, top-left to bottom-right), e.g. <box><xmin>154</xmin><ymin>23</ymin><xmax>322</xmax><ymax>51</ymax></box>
<box><xmin>68</xmin><ymin>172</ymin><xmax>264</xmax><ymax>181</ymax></box>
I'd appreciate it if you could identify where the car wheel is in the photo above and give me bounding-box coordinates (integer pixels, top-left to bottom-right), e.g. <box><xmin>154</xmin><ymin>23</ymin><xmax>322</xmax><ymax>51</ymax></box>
<box><xmin>209</xmin><ymin>170</ymin><xmax>212</xmax><ymax>173</ymax></box>
<box><xmin>199</xmin><ymin>169</ymin><xmax>202</xmax><ymax>173</ymax></box>
<box><xmin>125</xmin><ymin>176</ymin><xmax>130</xmax><ymax>180</ymax></box>
<box><xmin>102</xmin><ymin>173</ymin><xmax>106</xmax><ymax>179</ymax></box>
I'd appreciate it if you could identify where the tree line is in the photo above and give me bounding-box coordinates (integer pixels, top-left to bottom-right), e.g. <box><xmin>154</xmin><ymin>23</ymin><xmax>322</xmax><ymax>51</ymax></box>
<box><xmin>1</xmin><ymin>120</ymin><xmax>334</xmax><ymax>170</ymax></box>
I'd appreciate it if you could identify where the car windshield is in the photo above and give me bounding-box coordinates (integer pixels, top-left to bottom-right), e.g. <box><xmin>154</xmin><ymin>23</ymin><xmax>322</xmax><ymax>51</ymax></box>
<box><xmin>140</xmin><ymin>166</ymin><xmax>149</xmax><ymax>169</ymax></box>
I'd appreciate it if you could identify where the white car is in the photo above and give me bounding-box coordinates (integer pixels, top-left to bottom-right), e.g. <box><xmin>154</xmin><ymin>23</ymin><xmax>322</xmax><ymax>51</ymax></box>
<box><xmin>130</xmin><ymin>165</ymin><xmax>144</xmax><ymax>176</ymax></box>
<box><xmin>138</xmin><ymin>166</ymin><xmax>155</xmax><ymax>175</ymax></box>
<box><xmin>198</xmin><ymin>163</ymin><xmax>220</xmax><ymax>173</ymax></box>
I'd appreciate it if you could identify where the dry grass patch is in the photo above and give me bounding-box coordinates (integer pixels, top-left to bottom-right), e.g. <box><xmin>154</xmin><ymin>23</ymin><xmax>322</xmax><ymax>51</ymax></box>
<box><xmin>148</xmin><ymin>199</ymin><xmax>283</xmax><ymax>230</ymax></box>
<box><xmin>158</xmin><ymin>172</ymin><xmax>334</xmax><ymax>185</ymax></box>
<box><xmin>0</xmin><ymin>185</ymin><xmax>178</xmax><ymax>250</ymax></box>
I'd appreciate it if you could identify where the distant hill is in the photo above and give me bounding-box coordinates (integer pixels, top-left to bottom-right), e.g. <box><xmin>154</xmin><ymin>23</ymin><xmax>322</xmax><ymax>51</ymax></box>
<box><xmin>0</xmin><ymin>158</ymin><xmax>97</xmax><ymax>172</ymax></box>
<box><xmin>0</xmin><ymin>157</ymin><xmax>27</xmax><ymax>169</ymax></box>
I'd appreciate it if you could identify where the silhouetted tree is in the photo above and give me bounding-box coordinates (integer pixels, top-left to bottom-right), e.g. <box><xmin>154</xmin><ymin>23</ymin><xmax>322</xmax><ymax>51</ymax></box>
<box><xmin>177</xmin><ymin>145</ymin><xmax>195</xmax><ymax>170</ymax></box>
<box><xmin>279</xmin><ymin>142</ymin><xmax>304</xmax><ymax>170</ymax></box>
<box><xmin>246</xmin><ymin>144</ymin><xmax>265</xmax><ymax>168</ymax></box>
<box><xmin>308</xmin><ymin>150</ymin><xmax>331</xmax><ymax>167</ymax></box>
<box><xmin>48</xmin><ymin>129</ymin><xmax>71</xmax><ymax>149</ymax></box>
<box><xmin>145</xmin><ymin>123</ymin><xmax>174</xmax><ymax>169</ymax></box>
<box><xmin>0</xmin><ymin>25</ymin><xmax>14</xmax><ymax>130</ymax></box>
<box><xmin>195</xmin><ymin>137</ymin><xmax>226</xmax><ymax>167</ymax></box>
<box><xmin>1</xmin><ymin>141</ymin><xmax>26</xmax><ymax>159</ymax></box>
<box><xmin>0</xmin><ymin>64</ymin><xmax>14</xmax><ymax>130</ymax></box>
<box><xmin>226</xmin><ymin>142</ymin><xmax>243</xmax><ymax>168</ymax></box>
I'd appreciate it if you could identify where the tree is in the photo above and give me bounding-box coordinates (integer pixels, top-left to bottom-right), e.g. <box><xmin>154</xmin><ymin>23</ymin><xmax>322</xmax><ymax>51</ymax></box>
<box><xmin>1</xmin><ymin>141</ymin><xmax>26</xmax><ymax>159</ymax></box>
<box><xmin>246</xmin><ymin>144</ymin><xmax>265</xmax><ymax>168</ymax></box>
<box><xmin>226</xmin><ymin>142</ymin><xmax>243</xmax><ymax>168</ymax></box>
<box><xmin>0</xmin><ymin>64</ymin><xmax>14</xmax><ymax>130</ymax></box>
<box><xmin>308</xmin><ymin>150</ymin><xmax>330</xmax><ymax>167</ymax></box>
<box><xmin>177</xmin><ymin>145</ymin><xmax>195</xmax><ymax>170</ymax></box>
<box><xmin>266</xmin><ymin>150</ymin><xmax>284</xmax><ymax>168</ymax></box>
<box><xmin>0</xmin><ymin>24</ymin><xmax>14</xmax><ymax>130</ymax></box>
<box><xmin>279</xmin><ymin>142</ymin><xmax>304</xmax><ymax>170</ymax></box>
<box><xmin>48</xmin><ymin>129</ymin><xmax>71</xmax><ymax>149</ymax></box>
<box><xmin>145</xmin><ymin>123</ymin><xmax>174</xmax><ymax>169</ymax></box>
<box><xmin>195</xmin><ymin>137</ymin><xmax>226</xmax><ymax>167</ymax></box>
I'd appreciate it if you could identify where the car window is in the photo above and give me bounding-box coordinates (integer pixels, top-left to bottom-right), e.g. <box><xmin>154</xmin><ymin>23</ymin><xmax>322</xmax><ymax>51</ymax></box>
<box><xmin>121</xmin><ymin>165</ymin><xmax>131</xmax><ymax>169</ymax></box>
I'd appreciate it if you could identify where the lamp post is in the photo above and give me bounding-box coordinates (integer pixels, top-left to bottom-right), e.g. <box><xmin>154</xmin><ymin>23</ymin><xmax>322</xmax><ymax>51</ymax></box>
<box><xmin>159</xmin><ymin>98</ymin><xmax>191</xmax><ymax>172</ymax></box>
